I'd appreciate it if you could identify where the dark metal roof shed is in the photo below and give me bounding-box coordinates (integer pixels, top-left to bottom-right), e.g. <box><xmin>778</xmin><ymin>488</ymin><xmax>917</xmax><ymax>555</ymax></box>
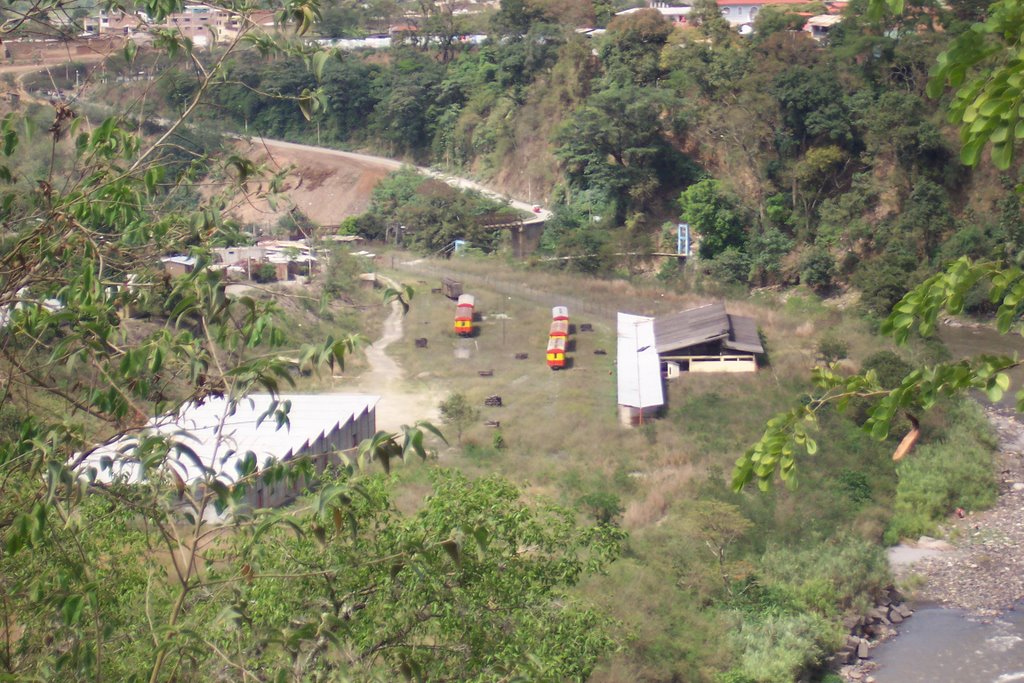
<box><xmin>723</xmin><ymin>314</ymin><xmax>763</xmax><ymax>354</ymax></box>
<box><xmin>654</xmin><ymin>303</ymin><xmax>763</xmax><ymax>355</ymax></box>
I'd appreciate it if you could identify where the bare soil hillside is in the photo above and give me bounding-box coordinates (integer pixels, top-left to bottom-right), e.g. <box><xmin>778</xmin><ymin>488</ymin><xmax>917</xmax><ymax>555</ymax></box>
<box><xmin>230</xmin><ymin>138</ymin><xmax>399</xmax><ymax>230</ymax></box>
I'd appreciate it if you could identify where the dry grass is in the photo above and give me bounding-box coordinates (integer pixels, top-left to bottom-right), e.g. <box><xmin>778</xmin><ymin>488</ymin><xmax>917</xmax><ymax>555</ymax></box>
<box><xmin>362</xmin><ymin>254</ymin><xmax>883</xmax><ymax>533</ymax></box>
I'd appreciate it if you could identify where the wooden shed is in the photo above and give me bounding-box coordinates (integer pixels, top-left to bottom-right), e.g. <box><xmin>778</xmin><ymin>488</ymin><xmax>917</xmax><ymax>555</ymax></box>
<box><xmin>654</xmin><ymin>303</ymin><xmax>763</xmax><ymax>373</ymax></box>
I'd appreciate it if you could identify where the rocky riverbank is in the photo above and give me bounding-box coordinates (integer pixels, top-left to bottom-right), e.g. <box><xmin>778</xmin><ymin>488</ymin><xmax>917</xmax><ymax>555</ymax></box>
<box><xmin>891</xmin><ymin>406</ymin><xmax>1024</xmax><ymax>616</ymax></box>
<box><xmin>832</xmin><ymin>591</ymin><xmax>913</xmax><ymax>682</ymax></box>
<box><xmin>838</xmin><ymin>404</ymin><xmax>1024</xmax><ymax>681</ymax></box>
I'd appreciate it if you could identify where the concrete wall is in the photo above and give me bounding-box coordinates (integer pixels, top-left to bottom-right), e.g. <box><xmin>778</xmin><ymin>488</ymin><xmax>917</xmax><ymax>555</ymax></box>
<box><xmin>688</xmin><ymin>356</ymin><xmax>757</xmax><ymax>373</ymax></box>
<box><xmin>618</xmin><ymin>404</ymin><xmax>660</xmax><ymax>427</ymax></box>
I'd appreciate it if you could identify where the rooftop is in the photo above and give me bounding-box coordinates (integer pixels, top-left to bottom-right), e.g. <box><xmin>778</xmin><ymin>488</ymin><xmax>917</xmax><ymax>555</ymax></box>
<box><xmin>78</xmin><ymin>393</ymin><xmax>379</xmax><ymax>485</ymax></box>
<box><xmin>654</xmin><ymin>303</ymin><xmax>764</xmax><ymax>355</ymax></box>
<box><xmin>617</xmin><ymin>313</ymin><xmax>665</xmax><ymax>409</ymax></box>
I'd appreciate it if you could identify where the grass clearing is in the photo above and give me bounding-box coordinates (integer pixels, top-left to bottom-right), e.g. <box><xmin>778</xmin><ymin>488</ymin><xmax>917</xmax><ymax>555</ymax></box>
<box><xmin>326</xmin><ymin>252</ymin><xmax>1000</xmax><ymax>681</ymax></box>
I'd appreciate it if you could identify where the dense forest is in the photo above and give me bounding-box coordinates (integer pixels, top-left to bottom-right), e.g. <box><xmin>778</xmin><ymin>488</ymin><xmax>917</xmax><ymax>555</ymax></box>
<box><xmin>150</xmin><ymin>0</ymin><xmax>1023</xmax><ymax>317</ymax></box>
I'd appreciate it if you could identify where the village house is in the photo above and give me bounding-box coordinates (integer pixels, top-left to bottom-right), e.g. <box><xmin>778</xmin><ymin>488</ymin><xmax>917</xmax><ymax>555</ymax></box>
<box><xmin>85</xmin><ymin>6</ymin><xmax>276</xmax><ymax>46</ymax></box>
<box><xmin>615</xmin><ymin>3</ymin><xmax>690</xmax><ymax>25</ymax></box>
<box><xmin>716</xmin><ymin>0</ymin><xmax>812</xmax><ymax>26</ymax></box>
<box><xmin>160</xmin><ymin>255</ymin><xmax>196</xmax><ymax>277</ymax></box>
<box><xmin>804</xmin><ymin>14</ymin><xmax>843</xmax><ymax>40</ymax></box>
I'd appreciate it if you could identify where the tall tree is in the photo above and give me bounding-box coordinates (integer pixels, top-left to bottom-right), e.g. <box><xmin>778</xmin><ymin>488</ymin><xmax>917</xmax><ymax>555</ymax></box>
<box><xmin>678</xmin><ymin>179</ymin><xmax>747</xmax><ymax>259</ymax></box>
<box><xmin>600</xmin><ymin>8</ymin><xmax>674</xmax><ymax>85</ymax></box>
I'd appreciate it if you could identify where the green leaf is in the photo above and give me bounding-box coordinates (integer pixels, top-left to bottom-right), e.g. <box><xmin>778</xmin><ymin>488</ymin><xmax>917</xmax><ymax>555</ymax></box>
<box><xmin>312</xmin><ymin>50</ymin><xmax>330</xmax><ymax>81</ymax></box>
<box><xmin>124</xmin><ymin>38</ymin><xmax>138</xmax><ymax>64</ymax></box>
<box><xmin>992</xmin><ymin>140</ymin><xmax>1014</xmax><ymax>169</ymax></box>
<box><xmin>62</xmin><ymin>595</ymin><xmax>84</xmax><ymax>625</ymax></box>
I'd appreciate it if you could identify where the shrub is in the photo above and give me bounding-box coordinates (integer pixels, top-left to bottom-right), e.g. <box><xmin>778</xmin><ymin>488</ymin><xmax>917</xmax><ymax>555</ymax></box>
<box><xmin>836</xmin><ymin>469</ymin><xmax>873</xmax><ymax>505</ymax></box>
<box><xmin>723</xmin><ymin>611</ymin><xmax>841</xmax><ymax>683</ymax></box>
<box><xmin>252</xmin><ymin>262</ymin><xmax>278</xmax><ymax>283</ymax></box>
<box><xmin>817</xmin><ymin>336</ymin><xmax>848</xmax><ymax>362</ymax></box>
<box><xmin>885</xmin><ymin>410</ymin><xmax>998</xmax><ymax>544</ymax></box>
<box><xmin>861</xmin><ymin>350</ymin><xmax>913</xmax><ymax>389</ymax></box>
<box><xmin>755</xmin><ymin>536</ymin><xmax>891</xmax><ymax>615</ymax></box>
<box><xmin>706</xmin><ymin>247</ymin><xmax>751</xmax><ymax>285</ymax></box>
<box><xmin>799</xmin><ymin>245</ymin><xmax>835</xmax><ymax>291</ymax></box>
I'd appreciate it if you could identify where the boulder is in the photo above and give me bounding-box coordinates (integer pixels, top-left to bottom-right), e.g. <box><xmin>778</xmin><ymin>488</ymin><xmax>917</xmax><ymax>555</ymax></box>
<box><xmin>858</xmin><ymin>639</ymin><xmax>870</xmax><ymax>659</ymax></box>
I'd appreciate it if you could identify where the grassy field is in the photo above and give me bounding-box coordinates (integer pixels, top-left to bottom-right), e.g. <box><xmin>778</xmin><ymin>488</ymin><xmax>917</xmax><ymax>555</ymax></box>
<box><xmin>360</xmin><ymin>253</ymin><xmax>906</xmax><ymax>681</ymax></box>
<box><xmin>378</xmin><ymin>252</ymin><xmax>884</xmax><ymax>507</ymax></box>
<box><xmin>282</xmin><ymin>249</ymin><xmax>997</xmax><ymax>682</ymax></box>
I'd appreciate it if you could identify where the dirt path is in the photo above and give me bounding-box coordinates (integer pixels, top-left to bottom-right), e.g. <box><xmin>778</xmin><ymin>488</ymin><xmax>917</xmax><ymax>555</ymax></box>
<box><xmin>353</xmin><ymin>274</ymin><xmax>441</xmax><ymax>434</ymax></box>
<box><xmin>241</xmin><ymin>137</ymin><xmax>551</xmax><ymax>226</ymax></box>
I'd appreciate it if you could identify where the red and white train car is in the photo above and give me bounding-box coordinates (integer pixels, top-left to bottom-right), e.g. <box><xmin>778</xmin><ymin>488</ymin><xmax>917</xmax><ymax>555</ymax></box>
<box><xmin>454</xmin><ymin>294</ymin><xmax>475</xmax><ymax>336</ymax></box>
<box><xmin>546</xmin><ymin>306</ymin><xmax>569</xmax><ymax>369</ymax></box>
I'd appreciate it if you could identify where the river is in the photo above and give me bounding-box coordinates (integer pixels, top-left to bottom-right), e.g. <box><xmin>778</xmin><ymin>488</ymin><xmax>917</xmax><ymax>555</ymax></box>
<box><xmin>869</xmin><ymin>324</ymin><xmax>1024</xmax><ymax>682</ymax></box>
<box><xmin>938</xmin><ymin>324</ymin><xmax>1024</xmax><ymax>410</ymax></box>
<box><xmin>872</xmin><ymin>607</ymin><xmax>1024</xmax><ymax>682</ymax></box>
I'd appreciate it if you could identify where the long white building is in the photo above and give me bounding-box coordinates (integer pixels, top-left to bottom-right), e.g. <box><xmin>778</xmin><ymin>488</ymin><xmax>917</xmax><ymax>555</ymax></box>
<box><xmin>79</xmin><ymin>393</ymin><xmax>379</xmax><ymax>511</ymax></box>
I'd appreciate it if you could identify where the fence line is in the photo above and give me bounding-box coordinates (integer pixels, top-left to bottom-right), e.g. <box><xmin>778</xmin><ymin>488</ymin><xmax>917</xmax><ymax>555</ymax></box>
<box><xmin>391</xmin><ymin>258</ymin><xmax>625</xmax><ymax>323</ymax></box>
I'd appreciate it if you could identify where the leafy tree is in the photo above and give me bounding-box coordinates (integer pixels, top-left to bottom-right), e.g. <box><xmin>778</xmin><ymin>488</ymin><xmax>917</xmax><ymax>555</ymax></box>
<box><xmin>578</xmin><ymin>491</ymin><xmax>624</xmax><ymax>525</ymax></box>
<box><xmin>748</xmin><ymin>226</ymin><xmax>794</xmax><ymax>285</ymax></box>
<box><xmin>861</xmin><ymin>350</ymin><xmax>914</xmax><ymax>389</ymax></box>
<box><xmin>556</xmin><ymin>82</ymin><xmax>685</xmax><ymax>216</ymax></box>
<box><xmin>682</xmin><ymin>500</ymin><xmax>752</xmax><ymax>595</ymax></box>
<box><xmin>799</xmin><ymin>245</ymin><xmax>836</xmax><ymax>291</ymax></box>
<box><xmin>689</xmin><ymin>0</ymin><xmax>733</xmax><ymax>45</ymax></box>
<box><xmin>679</xmin><ymin>179</ymin><xmax>747</xmax><ymax>260</ymax></box>
<box><xmin>817</xmin><ymin>336</ymin><xmax>849</xmax><ymax>362</ymax></box>
<box><xmin>600</xmin><ymin>9</ymin><xmax>674</xmax><ymax>85</ymax></box>
<box><xmin>219</xmin><ymin>470</ymin><xmax>624</xmax><ymax>680</ymax></box>
<box><xmin>706</xmin><ymin>246</ymin><xmax>752</xmax><ymax>285</ymax></box>
<box><xmin>772</xmin><ymin>65</ymin><xmax>854</xmax><ymax>150</ymax></box>
<box><xmin>317</xmin><ymin>2</ymin><xmax>361</xmax><ymax>38</ymax></box>
<box><xmin>491</xmin><ymin>0</ymin><xmax>552</xmax><ymax>38</ymax></box>
<box><xmin>439</xmin><ymin>391</ymin><xmax>480</xmax><ymax>443</ymax></box>
<box><xmin>753</xmin><ymin>7</ymin><xmax>809</xmax><ymax>39</ymax></box>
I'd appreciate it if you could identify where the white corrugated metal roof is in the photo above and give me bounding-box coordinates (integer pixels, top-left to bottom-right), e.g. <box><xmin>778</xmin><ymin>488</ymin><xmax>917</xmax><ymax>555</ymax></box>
<box><xmin>79</xmin><ymin>393</ymin><xmax>379</xmax><ymax>485</ymax></box>
<box><xmin>617</xmin><ymin>313</ymin><xmax>665</xmax><ymax>409</ymax></box>
<box><xmin>160</xmin><ymin>255</ymin><xmax>197</xmax><ymax>267</ymax></box>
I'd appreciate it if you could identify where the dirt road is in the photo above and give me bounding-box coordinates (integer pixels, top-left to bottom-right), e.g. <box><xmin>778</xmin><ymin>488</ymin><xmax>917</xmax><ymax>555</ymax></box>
<box><xmin>353</xmin><ymin>274</ymin><xmax>441</xmax><ymax>434</ymax></box>
<box><xmin>238</xmin><ymin>137</ymin><xmax>551</xmax><ymax>228</ymax></box>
